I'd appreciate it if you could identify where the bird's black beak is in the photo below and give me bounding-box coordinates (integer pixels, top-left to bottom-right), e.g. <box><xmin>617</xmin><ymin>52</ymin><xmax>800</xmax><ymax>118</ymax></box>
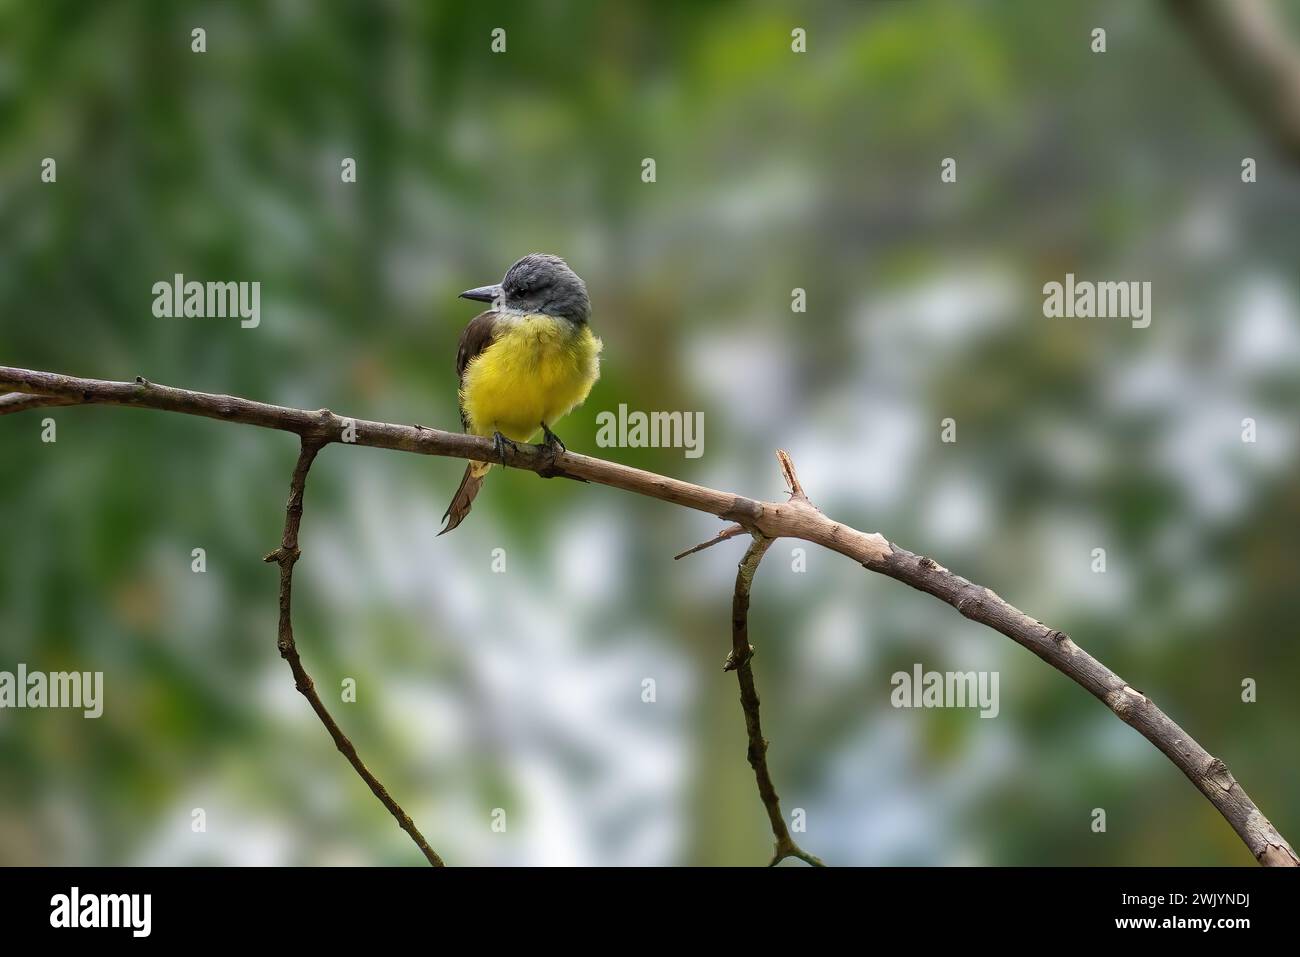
<box><xmin>458</xmin><ymin>284</ymin><xmax>502</xmax><ymax>304</ymax></box>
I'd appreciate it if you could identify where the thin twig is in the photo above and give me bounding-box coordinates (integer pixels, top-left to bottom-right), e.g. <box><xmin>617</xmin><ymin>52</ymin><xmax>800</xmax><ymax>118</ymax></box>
<box><xmin>674</xmin><ymin>523</ymin><xmax>746</xmax><ymax>560</ymax></box>
<box><xmin>726</xmin><ymin>534</ymin><xmax>825</xmax><ymax>867</ymax></box>
<box><xmin>776</xmin><ymin>448</ymin><xmax>808</xmax><ymax>502</ymax></box>
<box><xmin>263</xmin><ymin>438</ymin><xmax>444</xmax><ymax>866</ymax></box>
<box><xmin>2</xmin><ymin>365</ymin><xmax>1295</xmax><ymax>866</ymax></box>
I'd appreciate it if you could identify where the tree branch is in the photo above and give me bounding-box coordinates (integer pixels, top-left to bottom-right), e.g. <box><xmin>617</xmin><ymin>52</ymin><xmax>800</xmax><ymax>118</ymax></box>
<box><xmin>1166</xmin><ymin>0</ymin><xmax>1300</xmax><ymax>163</ymax></box>
<box><xmin>722</xmin><ymin>533</ymin><xmax>825</xmax><ymax>867</ymax></box>
<box><xmin>0</xmin><ymin>391</ymin><xmax>76</xmax><ymax>414</ymax></box>
<box><xmin>263</xmin><ymin>438</ymin><xmax>444</xmax><ymax>866</ymax></box>
<box><xmin>683</xmin><ymin>449</ymin><xmax>825</xmax><ymax>865</ymax></box>
<box><xmin>2</xmin><ymin>365</ymin><xmax>1295</xmax><ymax>866</ymax></box>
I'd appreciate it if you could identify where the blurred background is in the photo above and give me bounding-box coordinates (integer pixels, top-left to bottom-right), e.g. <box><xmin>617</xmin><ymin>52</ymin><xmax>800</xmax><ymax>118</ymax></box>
<box><xmin>1</xmin><ymin>0</ymin><xmax>1298</xmax><ymax>866</ymax></box>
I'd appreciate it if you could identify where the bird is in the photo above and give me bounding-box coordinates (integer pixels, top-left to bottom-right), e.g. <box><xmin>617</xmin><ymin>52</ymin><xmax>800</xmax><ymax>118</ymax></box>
<box><xmin>439</xmin><ymin>253</ymin><xmax>602</xmax><ymax>534</ymax></box>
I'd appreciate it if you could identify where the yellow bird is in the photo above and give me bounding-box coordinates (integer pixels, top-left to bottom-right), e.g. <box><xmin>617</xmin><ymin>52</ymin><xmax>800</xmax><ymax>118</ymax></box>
<box><xmin>440</xmin><ymin>253</ymin><xmax>602</xmax><ymax>534</ymax></box>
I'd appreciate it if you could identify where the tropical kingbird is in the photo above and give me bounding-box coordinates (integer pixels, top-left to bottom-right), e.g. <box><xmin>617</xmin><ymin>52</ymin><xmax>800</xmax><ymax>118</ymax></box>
<box><xmin>439</xmin><ymin>253</ymin><xmax>602</xmax><ymax>534</ymax></box>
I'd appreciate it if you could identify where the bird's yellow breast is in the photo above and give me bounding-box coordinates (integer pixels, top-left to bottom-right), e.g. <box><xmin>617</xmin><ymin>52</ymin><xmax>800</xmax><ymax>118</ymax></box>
<box><xmin>460</xmin><ymin>314</ymin><xmax>602</xmax><ymax>442</ymax></box>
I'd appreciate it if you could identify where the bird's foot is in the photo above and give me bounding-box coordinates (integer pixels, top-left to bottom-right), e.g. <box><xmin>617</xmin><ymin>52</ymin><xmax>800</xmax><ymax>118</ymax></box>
<box><xmin>538</xmin><ymin>422</ymin><xmax>566</xmax><ymax>455</ymax></box>
<box><xmin>492</xmin><ymin>430</ymin><xmax>519</xmax><ymax>466</ymax></box>
<box><xmin>536</xmin><ymin>422</ymin><xmax>567</xmax><ymax>478</ymax></box>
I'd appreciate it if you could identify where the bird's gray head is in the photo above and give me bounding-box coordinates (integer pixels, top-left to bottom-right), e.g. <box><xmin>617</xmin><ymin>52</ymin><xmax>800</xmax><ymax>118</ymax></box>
<box><xmin>459</xmin><ymin>253</ymin><xmax>591</xmax><ymax>324</ymax></box>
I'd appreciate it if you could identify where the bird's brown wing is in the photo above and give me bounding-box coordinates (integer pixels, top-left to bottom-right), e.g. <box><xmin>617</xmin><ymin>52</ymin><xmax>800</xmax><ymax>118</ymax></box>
<box><xmin>455</xmin><ymin>309</ymin><xmax>500</xmax><ymax>431</ymax></box>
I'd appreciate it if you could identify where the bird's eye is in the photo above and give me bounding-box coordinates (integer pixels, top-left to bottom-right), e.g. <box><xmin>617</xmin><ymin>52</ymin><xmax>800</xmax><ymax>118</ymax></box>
<box><xmin>514</xmin><ymin>279</ymin><xmax>547</xmax><ymax>296</ymax></box>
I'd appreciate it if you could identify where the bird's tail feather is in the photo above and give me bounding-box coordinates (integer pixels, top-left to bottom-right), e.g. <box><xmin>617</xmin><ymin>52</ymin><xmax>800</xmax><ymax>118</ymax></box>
<box><xmin>439</xmin><ymin>461</ymin><xmax>491</xmax><ymax>535</ymax></box>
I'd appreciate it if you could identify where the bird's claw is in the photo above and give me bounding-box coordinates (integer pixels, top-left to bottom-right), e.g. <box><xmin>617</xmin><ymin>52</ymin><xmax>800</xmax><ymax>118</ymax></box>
<box><xmin>492</xmin><ymin>430</ymin><xmax>519</xmax><ymax>466</ymax></box>
<box><xmin>536</xmin><ymin>423</ymin><xmax>568</xmax><ymax>478</ymax></box>
<box><xmin>538</xmin><ymin>422</ymin><xmax>566</xmax><ymax>455</ymax></box>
